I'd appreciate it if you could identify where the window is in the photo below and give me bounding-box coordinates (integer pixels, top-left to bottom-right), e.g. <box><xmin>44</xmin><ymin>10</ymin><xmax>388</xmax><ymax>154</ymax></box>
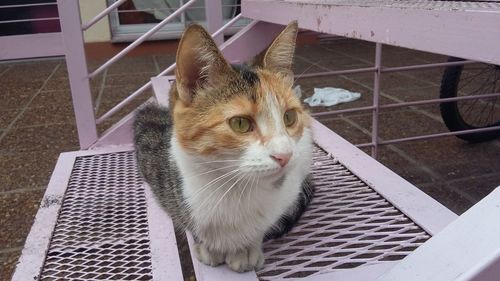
<box><xmin>108</xmin><ymin>0</ymin><xmax>248</xmax><ymax>42</ymax></box>
<box><xmin>0</xmin><ymin>0</ymin><xmax>60</xmax><ymax>36</ymax></box>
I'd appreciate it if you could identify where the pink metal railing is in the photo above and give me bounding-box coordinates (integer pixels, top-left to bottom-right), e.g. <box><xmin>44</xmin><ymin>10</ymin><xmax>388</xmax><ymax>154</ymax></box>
<box><xmin>88</xmin><ymin>0</ymin><xmax>198</xmax><ymax>79</ymax></box>
<box><xmin>57</xmin><ymin>0</ymin><xmax>244</xmax><ymax>148</ymax></box>
<box><xmin>96</xmin><ymin>13</ymin><xmax>244</xmax><ymax>125</ymax></box>
<box><xmin>81</xmin><ymin>0</ymin><xmax>127</xmax><ymax>31</ymax></box>
<box><xmin>302</xmin><ymin>44</ymin><xmax>500</xmax><ymax>157</ymax></box>
<box><xmin>56</xmin><ymin>0</ymin><xmax>499</xmax><ymax>156</ymax></box>
<box><xmin>0</xmin><ymin>2</ymin><xmax>63</xmax><ymax>60</ymax></box>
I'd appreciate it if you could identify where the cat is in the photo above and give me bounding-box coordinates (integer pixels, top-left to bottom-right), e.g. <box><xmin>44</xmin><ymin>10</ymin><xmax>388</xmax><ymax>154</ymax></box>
<box><xmin>134</xmin><ymin>21</ymin><xmax>313</xmax><ymax>272</ymax></box>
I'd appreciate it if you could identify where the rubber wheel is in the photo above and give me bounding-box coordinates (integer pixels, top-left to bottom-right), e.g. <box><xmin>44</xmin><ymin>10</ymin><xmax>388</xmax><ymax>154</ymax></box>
<box><xmin>439</xmin><ymin>57</ymin><xmax>500</xmax><ymax>143</ymax></box>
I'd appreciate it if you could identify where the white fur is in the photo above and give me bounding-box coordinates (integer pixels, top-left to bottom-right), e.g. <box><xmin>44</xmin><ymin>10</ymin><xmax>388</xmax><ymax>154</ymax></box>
<box><xmin>171</xmin><ymin>128</ymin><xmax>312</xmax><ymax>250</ymax></box>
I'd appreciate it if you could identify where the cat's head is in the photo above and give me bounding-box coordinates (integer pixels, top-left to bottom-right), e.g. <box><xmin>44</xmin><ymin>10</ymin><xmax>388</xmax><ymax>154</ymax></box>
<box><xmin>171</xmin><ymin>21</ymin><xmax>311</xmax><ymax>177</ymax></box>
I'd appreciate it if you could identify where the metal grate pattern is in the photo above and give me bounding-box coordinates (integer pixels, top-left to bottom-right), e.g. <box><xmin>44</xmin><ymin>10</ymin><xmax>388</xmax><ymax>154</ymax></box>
<box><xmin>285</xmin><ymin>0</ymin><xmax>500</xmax><ymax>11</ymax></box>
<box><xmin>257</xmin><ymin>148</ymin><xmax>430</xmax><ymax>280</ymax></box>
<box><xmin>40</xmin><ymin>152</ymin><xmax>153</xmax><ymax>280</ymax></box>
<box><xmin>38</xmin><ymin>147</ymin><xmax>429</xmax><ymax>280</ymax></box>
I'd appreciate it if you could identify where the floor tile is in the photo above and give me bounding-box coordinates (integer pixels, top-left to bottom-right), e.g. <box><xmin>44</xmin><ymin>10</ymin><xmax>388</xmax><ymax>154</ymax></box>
<box><xmin>0</xmin><ymin>60</ymin><xmax>60</xmax><ymax>82</ymax></box>
<box><xmin>394</xmin><ymin>138</ymin><xmax>500</xmax><ymax>181</ymax></box>
<box><xmin>376</xmin><ymin>146</ymin><xmax>436</xmax><ymax>185</ymax></box>
<box><xmin>0</xmin><ymin>190</ymin><xmax>44</xmax><ymax>249</ymax></box>
<box><xmin>106</xmin><ymin>56</ymin><xmax>157</xmax><ymax>75</ymax></box>
<box><xmin>0</xmin><ymin>151</ymin><xmax>59</xmax><ymax>192</ymax></box>
<box><xmin>0</xmin><ymin>251</ymin><xmax>20</xmax><ymax>281</ymax></box>
<box><xmin>318</xmin><ymin>117</ymin><xmax>371</xmax><ymax>144</ymax></box>
<box><xmin>29</xmin><ymin>90</ymin><xmax>73</xmax><ymax>108</ymax></box>
<box><xmin>154</xmin><ymin>54</ymin><xmax>176</xmax><ymax>71</ymax></box>
<box><xmin>13</xmin><ymin>105</ymin><xmax>75</xmax><ymax>128</ymax></box>
<box><xmin>97</xmin><ymin>85</ymin><xmax>153</xmax><ymax>116</ymax></box>
<box><xmin>105</xmin><ymin>72</ymin><xmax>156</xmax><ymax>87</ymax></box>
<box><xmin>447</xmin><ymin>173</ymin><xmax>500</xmax><ymax>202</ymax></box>
<box><xmin>348</xmin><ymin>110</ymin><xmax>447</xmax><ymax>140</ymax></box>
<box><xmin>0</xmin><ymin>109</ymin><xmax>19</xmax><ymax>130</ymax></box>
<box><xmin>0</xmin><ymin>124</ymin><xmax>79</xmax><ymax>153</ymax></box>
<box><xmin>1</xmin><ymin>81</ymin><xmax>44</xmax><ymax>111</ymax></box>
<box><xmin>418</xmin><ymin>183</ymin><xmax>474</xmax><ymax>215</ymax></box>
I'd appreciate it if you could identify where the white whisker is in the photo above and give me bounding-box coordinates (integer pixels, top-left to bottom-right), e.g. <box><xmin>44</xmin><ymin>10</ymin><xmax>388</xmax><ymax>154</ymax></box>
<box><xmin>184</xmin><ymin>164</ymin><xmax>240</xmax><ymax>180</ymax></box>
<box><xmin>188</xmin><ymin>169</ymin><xmax>239</xmax><ymax>202</ymax></box>
<box><xmin>198</xmin><ymin>171</ymin><xmax>242</xmax><ymax>210</ymax></box>
<box><xmin>211</xmin><ymin>173</ymin><xmax>247</xmax><ymax>214</ymax></box>
<box><xmin>193</xmin><ymin>159</ymin><xmax>244</xmax><ymax>165</ymax></box>
<box><xmin>237</xmin><ymin>174</ymin><xmax>253</xmax><ymax>206</ymax></box>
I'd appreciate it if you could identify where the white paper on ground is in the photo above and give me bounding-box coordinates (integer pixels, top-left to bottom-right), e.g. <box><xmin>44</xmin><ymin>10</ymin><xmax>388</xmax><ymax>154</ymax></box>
<box><xmin>303</xmin><ymin>87</ymin><xmax>361</xmax><ymax>107</ymax></box>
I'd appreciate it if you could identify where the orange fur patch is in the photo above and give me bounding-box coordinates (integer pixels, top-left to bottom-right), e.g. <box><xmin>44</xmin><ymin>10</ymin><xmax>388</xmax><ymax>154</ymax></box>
<box><xmin>171</xmin><ymin>70</ymin><xmax>310</xmax><ymax>155</ymax></box>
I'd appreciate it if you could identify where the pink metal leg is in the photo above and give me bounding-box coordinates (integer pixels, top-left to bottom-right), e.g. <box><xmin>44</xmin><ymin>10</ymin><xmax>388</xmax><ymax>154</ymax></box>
<box><xmin>206</xmin><ymin>1</ymin><xmax>224</xmax><ymax>45</ymax></box>
<box><xmin>371</xmin><ymin>43</ymin><xmax>383</xmax><ymax>158</ymax></box>
<box><xmin>57</xmin><ymin>0</ymin><xmax>98</xmax><ymax>149</ymax></box>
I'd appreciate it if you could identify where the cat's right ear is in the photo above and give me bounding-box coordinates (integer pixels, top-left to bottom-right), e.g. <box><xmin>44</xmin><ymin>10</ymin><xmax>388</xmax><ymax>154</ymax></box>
<box><xmin>175</xmin><ymin>24</ymin><xmax>234</xmax><ymax>104</ymax></box>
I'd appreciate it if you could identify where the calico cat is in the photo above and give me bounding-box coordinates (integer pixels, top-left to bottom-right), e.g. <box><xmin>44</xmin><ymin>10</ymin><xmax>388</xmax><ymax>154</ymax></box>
<box><xmin>134</xmin><ymin>21</ymin><xmax>313</xmax><ymax>272</ymax></box>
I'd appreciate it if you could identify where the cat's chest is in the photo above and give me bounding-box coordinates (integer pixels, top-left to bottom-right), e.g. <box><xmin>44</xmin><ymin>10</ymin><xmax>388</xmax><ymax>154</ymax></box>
<box><xmin>183</xmin><ymin>172</ymin><xmax>296</xmax><ymax>226</ymax></box>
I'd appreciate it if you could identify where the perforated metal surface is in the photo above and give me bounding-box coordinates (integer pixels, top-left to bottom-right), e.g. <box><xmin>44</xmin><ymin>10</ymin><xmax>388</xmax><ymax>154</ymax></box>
<box><xmin>257</xmin><ymin>148</ymin><xmax>430</xmax><ymax>280</ymax></box>
<box><xmin>285</xmin><ymin>0</ymin><xmax>500</xmax><ymax>11</ymax></box>
<box><xmin>38</xmin><ymin>148</ymin><xmax>429</xmax><ymax>280</ymax></box>
<box><xmin>40</xmin><ymin>152</ymin><xmax>153</xmax><ymax>280</ymax></box>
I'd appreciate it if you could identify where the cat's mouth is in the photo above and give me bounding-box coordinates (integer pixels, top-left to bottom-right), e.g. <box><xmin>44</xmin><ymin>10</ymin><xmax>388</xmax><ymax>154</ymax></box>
<box><xmin>244</xmin><ymin>165</ymin><xmax>285</xmax><ymax>179</ymax></box>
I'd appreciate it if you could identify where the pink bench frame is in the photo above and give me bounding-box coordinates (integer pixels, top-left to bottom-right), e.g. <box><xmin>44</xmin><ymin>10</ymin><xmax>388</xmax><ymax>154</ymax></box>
<box><xmin>0</xmin><ymin>2</ymin><xmax>63</xmax><ymax>60</ymax></box>
<box><xmin>11</xmin><ymin>1</ymin><xmax>500</xmax><ymax>280</ymax></box>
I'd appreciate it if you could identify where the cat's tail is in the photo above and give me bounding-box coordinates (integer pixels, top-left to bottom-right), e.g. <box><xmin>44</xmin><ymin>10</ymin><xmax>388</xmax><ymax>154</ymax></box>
<box><xmin>133</xmin><ymin>103</ymin><xmax>173</xmax><ymax>191</ymax></box>
<box><xmin>133</xmin><ymin>103</ymin><xmax>172</xmax><ymax>152</ymax></box>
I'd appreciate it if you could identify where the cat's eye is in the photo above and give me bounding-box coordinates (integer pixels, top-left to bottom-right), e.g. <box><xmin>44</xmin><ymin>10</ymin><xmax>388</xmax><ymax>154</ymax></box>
<box><xmin>229</xmin><ymin>117</ymin><xmax>252</xmax><ymax>133</ymax></box>
<box><xmin>284</xmin><ymin>109</ymin><xmax>297</xmax><ymax>127</ymax></box>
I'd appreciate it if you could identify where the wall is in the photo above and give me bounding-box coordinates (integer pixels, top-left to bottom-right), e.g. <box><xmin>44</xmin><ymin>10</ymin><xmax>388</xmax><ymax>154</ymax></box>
<box><xmin>79</xmin><ymin>0</ymin><xmax>111</xmax><ymax>42</ymax></box>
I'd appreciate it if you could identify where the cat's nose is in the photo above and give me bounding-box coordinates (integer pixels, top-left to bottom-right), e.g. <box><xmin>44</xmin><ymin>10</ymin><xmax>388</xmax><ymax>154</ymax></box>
<box><xmin>271</xmin><ymin>153</ymin><xmax>292</xmax><ymax>167</ymax></box>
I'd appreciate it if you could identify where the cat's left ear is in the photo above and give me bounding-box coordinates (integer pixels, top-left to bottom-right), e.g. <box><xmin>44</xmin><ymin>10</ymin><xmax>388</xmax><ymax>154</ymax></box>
<box><xmin>261</xmin><ymin>21</ymin><xmax>298</xmax><ymax>79</ymax></box>
<box><xmin>175</xmin><ymin>24</ymin><xmax>235</xmax><ymax>104</ymax></box>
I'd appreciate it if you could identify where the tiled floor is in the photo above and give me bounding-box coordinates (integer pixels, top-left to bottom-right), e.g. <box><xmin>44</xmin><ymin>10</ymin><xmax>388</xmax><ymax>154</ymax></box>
<box><xmin>1</xmin><ymin>39</ymin><xmax>499</xmax><ymax>279</ymax></box>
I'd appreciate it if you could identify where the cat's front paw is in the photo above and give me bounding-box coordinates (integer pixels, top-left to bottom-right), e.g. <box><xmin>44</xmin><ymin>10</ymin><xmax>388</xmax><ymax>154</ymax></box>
<box><xmin>225</xmin><ymin>246</ymin><xmax>265</xmax><ymax>272</ymax></box>
<box><xmin>194</xmin><ymin>243</ymin><xmax>225</xmax><ymax>267</ymax></box>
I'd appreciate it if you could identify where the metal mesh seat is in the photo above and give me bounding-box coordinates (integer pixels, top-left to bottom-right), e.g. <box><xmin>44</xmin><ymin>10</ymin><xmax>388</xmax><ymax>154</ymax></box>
<box><xmin>27</xmin><ymin>146</ymin><xmax>430</xmax><ymax>280</ymax></box>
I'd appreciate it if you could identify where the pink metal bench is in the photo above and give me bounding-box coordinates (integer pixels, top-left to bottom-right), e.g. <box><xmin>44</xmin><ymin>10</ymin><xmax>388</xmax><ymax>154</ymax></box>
<box><xmin>13</xmin><ymin>76</ymin><xmax>499</xmax><ymax>280</ymax></box>
<box><xmin>12</xmin><ymin>1</ymin><xmax>500</xmax><ymax>280</ymax></box>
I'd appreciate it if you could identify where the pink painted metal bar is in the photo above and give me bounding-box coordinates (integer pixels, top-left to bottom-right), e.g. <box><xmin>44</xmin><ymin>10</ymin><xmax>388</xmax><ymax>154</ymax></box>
<box><xmin>311</xmin><ymin>92</ymin><xmax>500</xmax><ymax>118</ymax></box>
<box><xmin>312</xmin><ymin>105</ymin><xmax>376</xmax><ymax>117</ymax></box>
<box><xmin>379</xmin><ymin>126</ymin><xmax>500</xmax><ymax>146</ymax></box>
<box><xmin>295</xmin><ymin>66</ymin><xmax>377</xmax><ymax>78</ymax></box>
<box><xmin>242</xmin><ymin>0</ymin><xmax>500</xmax><ymax>65</ymax></box>
<box><xmin>219</xmin><ymin>20</ymin><xmax>283</xmax><ymax>63</ymax></box>
<box><xmin>0</xmin><ymin>3</ymin><xmax>56</xmax><ymax>9</ymax></box>
<box><xmin>205</xmin><ymin>0</ymin><xmax>224</xmax><ymax>45</ymax></box>
<box><xmin>296</xmin><ymin>60</ymin><xmax>475</xmax><ymax>79</ymax></box>
<box><xmin>0</xmin><ymin>32</ymin><xmax>64</xmax><ymax>60</ymax></box>
<box><xmin>371</xmin><ymin>43</ymin><xmax>382</xmax><ymax>158</ymax></box>
<box><xmin>57</xmin><ymin>0</ymin><xmax>98</xmax><ymax>149</ymax></box>
<box><xmin>88</xmin><ymin>0</ymin><xmax>197</xmax><ymax>79</ymax></box>
<box><xmin>11</xmin><ymin>152</ymin><xmax>76</xmax><ymax>281</ymax></box>
<box><xmin>0</xmin><ymin>17</ymin><xmax>59</xmax><ymax>24</ymax></box>
<box><xmin>381</xmin><ymin>60</ymin><xmax>477</xmax><ymax>73</ymax></box>
<box><xmin>377</xmin><ymin>187</ymin><xmax>500</xmax><ymax>281</ymax></box>
<box><xmin>81</xmin><ymin>0</ymin><xmax>127</xmax><ymax>30</ymax></box>
<box><xmin>96</xmin><ymin>14</ymin><xmax>246</xmax><ymax>124</ymax></box>
<box><xmin>380</xmin><ymin>92</ymin><xmax>500</xmax><ymax>109</ymax></box>
<box><xmin>353</xmin><ymin>126</ymin><xmax>500</xmax><ymax>149</ymax></box>
<box><xmin>144</xmin><ymin>184</ymin><xmax>184</xmax><ymax>280</ymax></box>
